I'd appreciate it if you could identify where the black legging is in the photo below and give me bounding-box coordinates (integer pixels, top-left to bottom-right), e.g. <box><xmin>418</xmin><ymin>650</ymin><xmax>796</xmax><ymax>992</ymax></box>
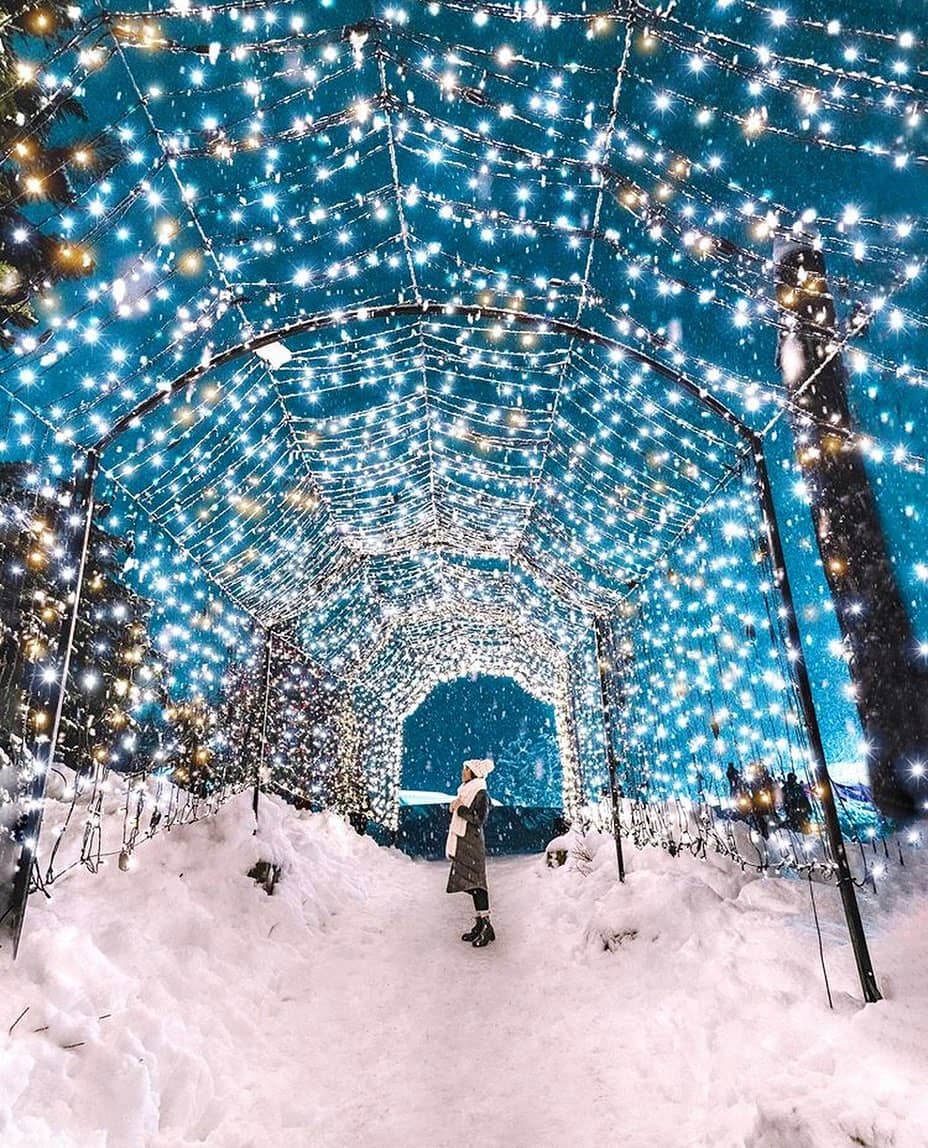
<box><xmin>470</xmin><ymin>888</ymin><xmax>489</xmax><ymax>913</ymax></box>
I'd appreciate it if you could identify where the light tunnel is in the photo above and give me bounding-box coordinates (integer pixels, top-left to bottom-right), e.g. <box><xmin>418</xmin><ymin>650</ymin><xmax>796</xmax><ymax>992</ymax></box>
<box><xmin>56</xmin><ymin>297</ymin><xmax>756</xmax><ymax>839</ymax></box>
<box><xmin>1</xmin><ymin>0</ymin><xmax>926</xmax><ymax>1002</ymax></box>
<box><xmin>65</xmin><ymin>291</ymin><xmax>748</xmax><ymax>840</ymax></box>
<box><xmin>350</xmin><ymin>606</ymin><xmax>592</xmax><ymax>827</ymax></box>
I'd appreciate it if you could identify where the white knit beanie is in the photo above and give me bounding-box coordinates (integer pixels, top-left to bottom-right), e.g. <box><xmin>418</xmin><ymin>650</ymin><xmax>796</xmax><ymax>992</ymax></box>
<box><xmin>465</xmin><ymin>758</ymin><xmax>495</xmax><ymax>778</ymax></box>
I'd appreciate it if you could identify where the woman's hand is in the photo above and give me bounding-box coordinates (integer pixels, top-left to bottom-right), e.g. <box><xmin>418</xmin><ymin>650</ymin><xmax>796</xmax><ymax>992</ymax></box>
<box><xmin>450</xmin><ymin>798</ymin><xmax>460</xmax><ymax>812</ymax></box>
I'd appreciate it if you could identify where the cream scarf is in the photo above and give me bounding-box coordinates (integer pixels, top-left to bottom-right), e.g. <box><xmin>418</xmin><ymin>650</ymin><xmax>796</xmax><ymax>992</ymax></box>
<box><xmin>445</xmin><ymin>777</ymin><xmax>487</xmax><ymax>860</ymax></box>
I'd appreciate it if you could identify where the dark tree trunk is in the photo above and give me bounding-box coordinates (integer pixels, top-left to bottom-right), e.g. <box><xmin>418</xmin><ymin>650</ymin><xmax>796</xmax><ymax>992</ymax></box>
<box><xmin>774</xmin><ymin>236</ymin><xmax>928</xmax><ymax>819</ymax></box>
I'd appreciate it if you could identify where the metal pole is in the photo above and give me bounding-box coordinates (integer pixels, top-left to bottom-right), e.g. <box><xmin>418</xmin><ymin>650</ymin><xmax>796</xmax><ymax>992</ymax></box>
<box><xmin>750</xmin><ymin>434</ymin><xmax>881</xmax><ymax>1003</ymax></box>
<box><xmin>253</xmin><ymin>629</ymin><xmax>274</xmax><ymax>830</ymax></box>
<box><xmin>594</xmin><ymin>615</ymin><xmax>626</xmax><ymax>883</ymax></box>
<box><xmin>7</xmin><ymin>451</ymin><xmax>99</xmax><ymax>957</ymax></box>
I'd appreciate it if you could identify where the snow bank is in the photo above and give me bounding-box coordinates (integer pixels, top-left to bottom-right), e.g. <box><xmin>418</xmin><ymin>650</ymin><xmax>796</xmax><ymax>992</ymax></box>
<box><xmin>0</xmin><ymin>795</ymin><xmax>399</xmax><ymax>1148</ymax></box>
<box><xmin>1</xmin><ymin>796</ymin><xmax>926</xmax><ymax>1147</ymax></box>
<box><xmin>541</xmin><ymin>830</ymin><xmax>928</xmax><ymax>1147</ymax></box>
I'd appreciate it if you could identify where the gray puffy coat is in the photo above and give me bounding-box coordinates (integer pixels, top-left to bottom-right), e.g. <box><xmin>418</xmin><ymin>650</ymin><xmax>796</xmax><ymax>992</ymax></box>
<box><xmin>446</xmin><ymin>788</ymin><xmax>490</xmax><ymax>894</ymax></box>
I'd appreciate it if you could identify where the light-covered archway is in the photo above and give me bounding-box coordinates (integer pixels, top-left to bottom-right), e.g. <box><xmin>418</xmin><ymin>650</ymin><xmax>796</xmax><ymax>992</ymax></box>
<box><xmin>350</xmin><ymin>605</ymin><xmax>588</xmax><ymax>828</ymax></box>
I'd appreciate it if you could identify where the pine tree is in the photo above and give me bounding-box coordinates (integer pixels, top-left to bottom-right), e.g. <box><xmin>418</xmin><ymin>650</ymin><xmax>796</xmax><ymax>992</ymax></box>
<box><xmin>0</xmin><ymin>4</ymin><xmax>118</xmax><ymax>347</ymax></box>
<box><xmin>163</xmin><ymin>697</ymin><xmax>217</xmax><ymax>793</ymax></box>
<box><xmin>496</xmin><ymin>711</ymin><xmax>559</xmax><ymax>807</ymax></box>
<box><xmin>0</xmin><ymin>461</ymin><xmax>166</xmax><ymax>774</ymax></box>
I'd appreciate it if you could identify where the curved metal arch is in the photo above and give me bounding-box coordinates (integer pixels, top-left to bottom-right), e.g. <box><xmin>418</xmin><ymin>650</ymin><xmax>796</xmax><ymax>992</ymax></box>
<box><xmin>88</xmin><ymin>300</ymin><xmax>755</xmax><ymax>456</ymax></box>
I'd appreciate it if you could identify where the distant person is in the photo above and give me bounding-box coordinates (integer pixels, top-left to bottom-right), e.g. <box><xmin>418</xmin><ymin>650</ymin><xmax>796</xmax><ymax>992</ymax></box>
<box><xmin>446</xmin><ymin>758</ymin><xmax>495</xmax><ymax>948</ymax></box>
<box><xmin>746</xmin><ymin>760</ymin><xmax>775</xmax><ymax>839</ymax></box>
<box><xmin>782</xmin><ymin>771</ymin><xmax>813</xmax><ymax>834</ymax></box>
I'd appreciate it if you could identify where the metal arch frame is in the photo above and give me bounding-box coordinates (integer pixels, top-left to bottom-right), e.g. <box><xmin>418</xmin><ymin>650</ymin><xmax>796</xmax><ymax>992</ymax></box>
<box><xmin>84</xmin><ymin>300</ymin><xmax>757</xmax><ymax>623</ymax></box>
<box><xmin>14</xmin><ymin>302</ymin><xmax>879</xmax><ymax>1003</ymax></box>
<box><xmin>87</xmin><ymin>301</ymin><xmax>754</xmax><ymax>455</ymax></box>
<box><xmin>355</xmin><ymin>599</ymin><xmax>570</xmax><ymax>699</ymax></box>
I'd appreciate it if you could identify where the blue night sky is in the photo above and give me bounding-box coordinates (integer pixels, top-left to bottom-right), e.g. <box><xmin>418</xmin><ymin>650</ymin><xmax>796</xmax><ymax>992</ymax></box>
<box><xmin>402</xmin><ymin>674</ymin><xmax>561</xmax><ymax>805</ymax></box>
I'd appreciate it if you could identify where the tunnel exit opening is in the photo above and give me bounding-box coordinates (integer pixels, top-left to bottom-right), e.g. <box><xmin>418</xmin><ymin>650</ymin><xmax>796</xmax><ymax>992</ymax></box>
<box><xmin>391</xmin><ymin>674</ymin><xmax>567</xmax><ymax>858</ymax></box>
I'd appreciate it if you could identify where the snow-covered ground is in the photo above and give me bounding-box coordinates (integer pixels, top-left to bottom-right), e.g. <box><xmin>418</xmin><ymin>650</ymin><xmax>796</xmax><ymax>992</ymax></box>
<box><xmin>1</xmin><ymin>794</ymin><xmax>926</xmax><ymax>1148</ymax></box>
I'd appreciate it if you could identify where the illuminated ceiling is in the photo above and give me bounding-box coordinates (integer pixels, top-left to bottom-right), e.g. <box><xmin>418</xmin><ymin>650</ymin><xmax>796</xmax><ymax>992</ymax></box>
<box><xmin>7</xmin><ymin>0</ymin><xmax>925</xmax><ymax>673</ymax></box>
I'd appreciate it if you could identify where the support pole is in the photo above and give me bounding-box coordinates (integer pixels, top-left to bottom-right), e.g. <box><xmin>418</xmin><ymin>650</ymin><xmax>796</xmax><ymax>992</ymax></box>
<box><xmin>750</xmin><ymin>435</ymin><xmax>881</xmax><ymax>1003</ymax></box>
<box><xmin>253</xmin><ymin>629</ymin><xmax>274</xmax><ymax>830</ymax></box>
<box><xmin>563</xmin><ymin>668</ymin><xmax>586</xmax><ymax>819</ymax></box>
<box><xmin>4</xmin><ymin>451</ymin><xmax>99</xmax><ymax>957</ymax></box>
<box><xmin>774</xmin><ymin>236</ymin><xmax>928</xmax><ymax>819</ymax></box>
<box><xmin>594</xmin><ymin>615</ymin><xmax>626</xmax><ymax>883</ymax></box>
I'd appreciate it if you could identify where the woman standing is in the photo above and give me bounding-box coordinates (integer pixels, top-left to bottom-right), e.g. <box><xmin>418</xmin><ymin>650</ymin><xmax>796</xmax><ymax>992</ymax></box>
<box><xmin>446</xmin><ymin>758</ymin><xmax>495</xmax><ymax>947</ymax></box>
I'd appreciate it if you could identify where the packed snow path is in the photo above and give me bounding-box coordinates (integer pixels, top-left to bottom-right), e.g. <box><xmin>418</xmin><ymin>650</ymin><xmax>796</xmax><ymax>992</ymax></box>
<box><xmin>2</xmin><ymin>796</ymin><xmax>927</xmax><ymax>1147</ymax></box>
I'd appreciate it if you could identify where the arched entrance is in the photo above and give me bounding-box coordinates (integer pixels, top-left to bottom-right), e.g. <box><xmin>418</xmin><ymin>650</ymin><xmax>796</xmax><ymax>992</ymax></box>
<box><xmin>349</xmin><ymin>606</ymin><xmax>588</xmax><ymax>829</ymax></box>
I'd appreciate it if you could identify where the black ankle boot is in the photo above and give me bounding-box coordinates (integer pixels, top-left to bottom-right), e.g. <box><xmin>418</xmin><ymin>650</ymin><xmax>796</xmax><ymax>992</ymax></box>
<box><xmin>472</xmin><ymin>919</ymin><xmax>495</xmax><ymax>948</ymax></box>
<box><xmin>461</xmin><ymin>918</ymin><xmax>483</xmax><ymax>942</ymax></box>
